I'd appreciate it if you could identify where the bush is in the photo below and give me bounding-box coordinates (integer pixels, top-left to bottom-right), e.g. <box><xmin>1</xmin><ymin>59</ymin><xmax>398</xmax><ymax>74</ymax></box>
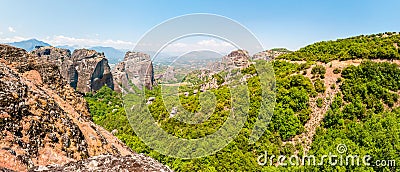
<box><xmin>311</xmin><ymin>65</ymin><xmax>326</xmax><ymax>76</ymax></box>
<box><xmin>316</xmin><ymin>98</ymin><xmax>323</xmax><ymax>108</ymax></box>
<box><xmin>314</xmin><ymin>79</ymin><xmax>326</xmax><ymax>93</ymax></box>
<box><xmin>333</xmin><ymin>68</ymin><xmax>341</xmax><ymax>74</ymax></box>
<box><xmin>336</xmin><ymin>77</ymin><xmax>342</xmax><ymax>83</ymax></box>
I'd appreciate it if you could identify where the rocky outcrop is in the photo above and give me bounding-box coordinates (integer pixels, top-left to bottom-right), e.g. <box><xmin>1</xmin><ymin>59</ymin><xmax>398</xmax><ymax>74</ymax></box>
<box><xmin>112</xmin><ymin>52</ymin><xmax>155</xmax><ymax>93</ymax></box>
<box><xmin>31</xmin><ymin>47</ymin><xmax>79</xmax><ymax>89</ymax></box>
<box><xmin>252</xmin><ymin>48</ymin><xmax>291</xmax><ymax>60</ymax></box>
<box><xmin>155</xmin><ymin>66</ymin><xmax>177</xmax><ymax>83</ymax></box>
<box><xmin>31</xmin><ymin>47</ymin><xmax>114</xmax><ymax>93</ymax></box>
<box><xmin>221</xmin><ymin>50</ymin><xmax>251</xmax><ymax>69</ymax></box>
<box><xmin>71</xmin><ymin>49</ymin><xmax>114</xmax><ymax>93</ymax></box>
<box><xmin>0</xmin><ymin>44</ymin><xmax>169</xmax><ymax>171</ymax></box>
<box><xmin>30</xmin><ymin>154</ymin><xmax>172</xmax><ymax>172</ymax></box>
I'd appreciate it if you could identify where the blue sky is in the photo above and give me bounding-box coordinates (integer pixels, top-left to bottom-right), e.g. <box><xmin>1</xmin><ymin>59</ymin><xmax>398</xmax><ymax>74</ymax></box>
<box><xmin>0</xmin><ymin>0</ymin><xmax>399</xmax><ymax>53</ymax></box>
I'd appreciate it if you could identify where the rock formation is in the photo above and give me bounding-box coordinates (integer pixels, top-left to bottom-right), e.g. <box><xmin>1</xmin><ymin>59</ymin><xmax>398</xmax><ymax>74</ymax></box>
<box><xmin>155</xmin><ymin>66</ymin><xmax>177</xmax><ymax>83</ymax></box>
<box><xmin>221</xmin><ymin>49</ymin><xmax>251</xmax><ymax>69</ymax></box>
<box><xmin>31</xmin><ymin>47</ymin><xmax>114</xmax><ymax>93</ymax></box>
<box><xmin>71</xmin><ymin>49</ymin><xmax>114</xmax><ymax>93</ymax></box>
<box><xmin>199</xmin><ymin>50</ymin><xmax>253</xmax><ymax>90</ymax></box>
<box><xmin>252</xmin><ymin>48</ymin><xmax>291</xmax><ymax>60</ymax></box>
<box><xmin>29</xmin><ymin>154</ymin><xmax>171</xmax><ymax>172</ymax></box>
<box><xmin>0</xmin><ymin>44</ymin><xmax>169</xmax><ymax>171</ymax></box>
<box><xmin>112</xmin><ymin>51</ymin><xmax>155</xmax><ymax>93</ymax></box>
<box><xmin>32</xmin><ymin>47</ymin><xmax>78</xmax><ymax>89</ymax></box>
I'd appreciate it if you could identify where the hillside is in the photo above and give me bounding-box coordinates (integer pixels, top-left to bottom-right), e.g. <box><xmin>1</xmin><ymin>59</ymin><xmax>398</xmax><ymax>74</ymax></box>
<box><xmin>277</xmin><ymin>32</ymin><xmax>400</xmax><ymax>62</ymax></box>
<box><xmin>85</xmin><ymin>33</ymin><xmax>400</xmax><ymax>171</ymax></box>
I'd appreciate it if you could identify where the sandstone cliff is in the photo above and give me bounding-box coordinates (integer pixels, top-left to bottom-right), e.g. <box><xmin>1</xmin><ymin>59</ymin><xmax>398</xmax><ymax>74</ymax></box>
<box><xmin>32</xmin><ymin>47</ymin><xmax>114</xmax><ymax>93</ymax></box>
<box><xmin>112</xmin><ymin>51</ymin><xmax>155</xmax><ymax>93</ymax></box>
<box><xmin>0</xmin><ymin>44</ymin><xmax>170</xmax><ymax>171</ymax></box>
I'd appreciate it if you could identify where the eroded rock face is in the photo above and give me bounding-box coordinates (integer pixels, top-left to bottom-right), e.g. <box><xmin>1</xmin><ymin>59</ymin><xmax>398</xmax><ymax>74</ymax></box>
<box><xmin>112</xmin><ymin>52</ymin><xmax>155</xmax><ymax>92</ymax></box>
<box><xmin>31</xmin><ymin>47</ymin><xmax>78</xmax><ymax>89</ymax></box>
<box><xmin>156</xmin><ymin>66</ymin><xmax>177</xmax><ymax>83</ymax></box>
<box><xmin>30</xmin><ymin>154</ymin><xmax>172</xmax><ymax>172</ymax></box>
<box><xmin>31</xmin><ymin>47</ymin><xmax>114</xmax><ymax>93</ymax></box>
<box><xmin>0</xmin><ymin>44</ymin><xmax>169</xmax><ymax>171</ymax></box>
<box><xmin>71</xmin><ymin>49</ymin><xmax>114</xmax><ymax>93</ymax></box>
<box><xmin>32</xmin><ymin>46</ymin><xmax>71</xmax><ymax>66</ymax></box>
<box><xmin>221</xmin><ymin>50</ymin><xmax>251</xmax><ymax>69</ymax></box>
<box><xmin>252</xmin><ymin>49</ymin><xmax>291</xmax><ymax>61</ymax></box>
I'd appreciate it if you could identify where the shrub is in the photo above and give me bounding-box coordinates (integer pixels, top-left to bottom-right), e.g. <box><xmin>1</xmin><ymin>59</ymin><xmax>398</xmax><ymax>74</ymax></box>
<box><xmin>333</xmin><ymin>68</ymin><xmax>341</xmax><ymax>74</ymax></box>
<box><xmin>316</xmin><ymin>98</ymin><xmax>323</xmax><ymax>108</ymax></box>
<box><xmin>314</xmin><ymin>79</ymin><xmax>326</xmax><ymax>93</ymax></box>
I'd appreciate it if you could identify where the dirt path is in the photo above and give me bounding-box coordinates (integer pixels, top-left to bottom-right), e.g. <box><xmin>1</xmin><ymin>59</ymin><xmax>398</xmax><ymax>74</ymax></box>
<box><xmin>281</xmin><ymin>59</ymin><xmax>400</xmax><ymax>155</ymax></box>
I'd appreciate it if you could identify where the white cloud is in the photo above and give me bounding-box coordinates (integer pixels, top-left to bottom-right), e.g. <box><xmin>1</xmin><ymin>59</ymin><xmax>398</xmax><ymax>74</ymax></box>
<box><xmin>43</xmin><ymin>35</ymin><xmax>135</xmax><ymax>49</ymax></box>
<box><xmin>0</xmin><ymin>32</ymin><xmax>3</xmax><ymax>35</ymax></box>
<box><xmin>163</xmin><ymin>39</ymin><xmax>235</xmax><ymax>53</ymax></box>
<box><xmin>197</xmin><ymin>39</ymin><xmax>232</xmax><ymax>47</ymax></box>
<box><xmin>0</xmin><ymin>36</ymin><xmax>29</xmax><ymax>43</ymax></box>
<box><xmin>8</xmin><ymin>27</ymin><xmax>16</xmax><ymax>33</ymax></box>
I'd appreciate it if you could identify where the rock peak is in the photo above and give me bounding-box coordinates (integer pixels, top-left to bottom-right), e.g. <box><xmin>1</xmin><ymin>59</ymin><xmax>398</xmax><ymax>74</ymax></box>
<box><xmin>72</xmin><ymin>49</ymin><xmax>105</xmax><ymax>60</ymax></box>
<box><xmin>124</xmin><ymin>51</ymin><xmax>151</xmax><ymax>61</ymax></box>
<box><xmin>227</xmin><ymin>49</ymin><xmax>250</xmax><ymax>58</ymax></box>
<box><xmin>112</xmin><ymin>51</ymin><xmax>155</xmax><ymax>92</ymax></box>
<box><xmin>221</xmin><ymin>49</ymin><xmax>251</xmax><ymax>69</ymax></box>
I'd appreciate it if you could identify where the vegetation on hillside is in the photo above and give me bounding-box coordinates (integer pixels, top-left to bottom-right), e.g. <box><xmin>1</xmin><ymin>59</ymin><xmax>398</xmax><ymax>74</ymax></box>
<box><xmin>86</xmin><ymin>60</ymin><xmax>317</xmax><ymax>171</ymax></box>
<box><xmin>277</xmin><ymin>32</ymin><xmax>400</xmax><ymax>62</ymax></box>
<box><xmin>85</xmin><ymin>33</ymin><xmax>400</xmax><ymax>171</ymax></box>
<box><xmin>309</xmin><ymin>61</ymin><xmax>400</xmax><ymax>171</ymax></box>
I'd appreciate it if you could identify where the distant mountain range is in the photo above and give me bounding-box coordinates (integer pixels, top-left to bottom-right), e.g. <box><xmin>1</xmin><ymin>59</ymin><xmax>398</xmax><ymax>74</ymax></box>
<box><xmin>7</xmin><ymin>39</ymin><xmax>51</xmax><ymax>51</ymax></box>
<box><xmin>5</xmin><ymin>39</ymin><xmax>126</xmax><ymax>64</ymax></box>
<box><xmin>56</xmin><ymin>45</ymin><xmax>79</xmax><ymax>52</ymax></box>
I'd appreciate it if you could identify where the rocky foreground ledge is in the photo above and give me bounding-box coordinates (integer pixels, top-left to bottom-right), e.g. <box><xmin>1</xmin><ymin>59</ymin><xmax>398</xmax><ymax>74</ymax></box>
<box><xmin>29</xmin><ymin>154</ymin><xmax>172</xmax><ymax>172</ymax></box>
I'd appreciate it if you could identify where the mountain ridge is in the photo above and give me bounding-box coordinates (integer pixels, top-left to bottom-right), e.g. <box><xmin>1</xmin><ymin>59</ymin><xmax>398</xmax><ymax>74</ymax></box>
<box><xmin>7</xmin><ymin>39</ymin><xmax>51</xmax><ymax>52</ymax></box>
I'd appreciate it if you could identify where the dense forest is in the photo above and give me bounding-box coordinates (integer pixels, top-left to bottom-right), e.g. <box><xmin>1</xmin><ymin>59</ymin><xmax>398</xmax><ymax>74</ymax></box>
<box><xmin>85</xmin><ymin>33</ymin><xmax>400</xmax><ymax>171</ymax></box>
<box><xmin>277</xmin><ymin>32</ymin><xmax>400</xmax><ymax>62</ymax></box>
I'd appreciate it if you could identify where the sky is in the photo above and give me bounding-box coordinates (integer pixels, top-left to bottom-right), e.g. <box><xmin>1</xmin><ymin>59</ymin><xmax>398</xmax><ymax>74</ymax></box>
<box><xmin>0</xmin><ymin>0</ymin><xmax>399</xmax><ymax>53</ymax></box>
